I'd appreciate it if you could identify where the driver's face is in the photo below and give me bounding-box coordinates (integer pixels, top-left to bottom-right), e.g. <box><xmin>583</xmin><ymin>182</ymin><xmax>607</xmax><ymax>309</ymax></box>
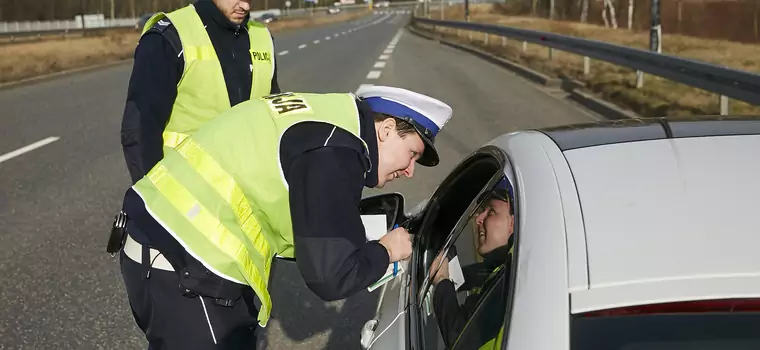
<box><xmin>475</xmin><ymin>198</ymin><xmax>514</xmax><ymax>256</ymax></box>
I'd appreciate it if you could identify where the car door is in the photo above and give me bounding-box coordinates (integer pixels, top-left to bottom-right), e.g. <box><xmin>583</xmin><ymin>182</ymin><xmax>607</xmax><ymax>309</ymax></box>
<box><xmin>361</xmin><ymin>146</ymin><xmax>509</xmax><ymax>349</ymax></box>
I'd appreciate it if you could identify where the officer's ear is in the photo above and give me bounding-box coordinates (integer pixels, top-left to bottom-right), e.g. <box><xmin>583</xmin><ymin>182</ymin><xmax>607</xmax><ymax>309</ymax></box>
<box><xmin>376</xmin><ymin>116</ymin><xmax>398</xmax><ymax>142</ymax></box>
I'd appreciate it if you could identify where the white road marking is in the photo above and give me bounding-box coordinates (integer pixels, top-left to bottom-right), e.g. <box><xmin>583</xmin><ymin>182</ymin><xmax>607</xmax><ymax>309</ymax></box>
<box><xmin>379</xmin><ymin>54</ymin><xmax>390</xmax><ymax>60</ymax></box>
<box><xmin>313</xmin><ymin>40</ymin><xmax>320</xmax><ymax>44</ymax></box>
<box><xmin>325</xmin><ymin>36</ymin><xmax>331</xmax><ymax>40</ymax></box>
<box><xmin>0</xmin><ymin>137</ymin><xmax>60</xmax><ymax>164</ymax></box>
<box><xmin>334</xmin><ymin>33</ymin><xmax>339</xmax><ymax>37</ymax></box>
<box><xmin>342</xmin><ymin>31</ymin><xmax>346</xmax><ymax>34</ymax></box>
<box><xmin>384</xmin><ymin>49</ymin><xmax>393</xmax><ymax>54</ymax></box>
<box><xmin>374</xmin><ymin>61</ymin><xmax>386</xmax><ymax>68</ymax></box>
<box><xmin>298</xmin><ymin>44</ymin><xmax>307</xmax><ymax>49</ymax></box>
<box><xmin>278</xmin><ymin>50</ymin><xmax>289</xmax><ymax>56</ymax></box>
<box><xmin>366</xmin><ymin>71</ymin><xmax>382</xmax><ymax>79</ymax></box>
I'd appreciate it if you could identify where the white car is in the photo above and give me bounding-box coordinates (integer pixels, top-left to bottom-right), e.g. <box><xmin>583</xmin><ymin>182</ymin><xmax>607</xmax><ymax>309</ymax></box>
<box><xmin>359</xmin><ymin>116</ymin><xmax>760</xmax><ymax>350</ymax></box>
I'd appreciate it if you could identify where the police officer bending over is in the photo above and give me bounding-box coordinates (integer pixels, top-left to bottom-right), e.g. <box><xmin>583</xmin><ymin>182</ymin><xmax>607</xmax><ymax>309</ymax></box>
<box><xmin>112</xmin><ymin>86</ymin><xmax>453</xmax><ymax>349</ymax></box>
<box><xmin>120</xmin><ymin>0</ymin><xmax>280</xmax><ymax>184</ymax></box>
<box><xmin>429</xmin><ymin>178</ymin><xmax>515</xmax><ymax>349</ymax></box>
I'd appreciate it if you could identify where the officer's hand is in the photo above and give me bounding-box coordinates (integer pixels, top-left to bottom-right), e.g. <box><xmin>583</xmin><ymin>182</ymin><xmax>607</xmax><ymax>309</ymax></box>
<box><xmin>379</xmin><ymin>227</ymin><xmax>413</xmax><ymax>263</ymax></box>
<box><xmin>429</xmin><ymin>252</ymin><xmax>449</xmax><ymax>285</ymax></box>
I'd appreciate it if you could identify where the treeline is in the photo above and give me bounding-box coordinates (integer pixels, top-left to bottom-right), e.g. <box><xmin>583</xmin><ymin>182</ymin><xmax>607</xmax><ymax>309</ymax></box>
<box><xmin>499</xmin><ymin>0</ymin><xmax>760</xmax><ymax>43</ymax></box>
<box><xmin>0</xmin><ymin>0</ymin><xmax>315</xmax><ymax>21</ymax></box>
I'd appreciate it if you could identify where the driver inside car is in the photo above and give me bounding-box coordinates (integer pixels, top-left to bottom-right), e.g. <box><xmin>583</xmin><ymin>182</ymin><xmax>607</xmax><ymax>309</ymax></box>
<box><xmin>428</xmin><ymin>177</ymin><xmax>515</xmax><ymax>349</ymax></box>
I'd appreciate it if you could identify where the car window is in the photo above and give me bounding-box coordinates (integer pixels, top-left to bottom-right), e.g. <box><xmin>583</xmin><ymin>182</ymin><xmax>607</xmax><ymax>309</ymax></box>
<box><xmin>449</xmin><ymin>177</ymin><xmax>516</xmax><ymax>350</ymax></box>
<box><xmin>408</xmin><ymin>147</ymin><xmax>517</xmax><ymax>350</ymax></box>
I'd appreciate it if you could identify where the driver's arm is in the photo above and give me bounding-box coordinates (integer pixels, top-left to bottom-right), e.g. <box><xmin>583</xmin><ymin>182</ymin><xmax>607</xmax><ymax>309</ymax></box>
<box><xmin>282</xmin><ymin>122</ymin><xmax>390</xmax><ymax>301</ymax></box>
<box><xmin>433</xmin><ymin>279</ymin><xmax>481</xmax><ymax>348</ymax></box>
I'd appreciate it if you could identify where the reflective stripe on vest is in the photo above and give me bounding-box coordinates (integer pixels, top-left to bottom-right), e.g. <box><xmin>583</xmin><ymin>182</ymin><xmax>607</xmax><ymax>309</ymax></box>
<box><xmin>145</xmin><ymin>162</ymin><xmax>273</xmax><ymax>324</ymax></box>
<box><xmin>478</xmin><ymin>325</ymin><xmax>505</xmax><ymax>350</ymax></box>
<box><xmin>470</xmin><ymin>265</ymin><xmax>504</xmax><ymax>295</ymax></box>
<box><xmin>142</xmin><ymin>5</ymin><xmax>274</xmax><ymax>152</ymax></box>
<box><xmin>132</xmin><ymin>93</ymin><xmax>367</xmax><ymax>327</ymax></box>
<box><xmin>162</xmin><ymin>131</ymin><xmax>188</xmax><ymax>149</ymax></box>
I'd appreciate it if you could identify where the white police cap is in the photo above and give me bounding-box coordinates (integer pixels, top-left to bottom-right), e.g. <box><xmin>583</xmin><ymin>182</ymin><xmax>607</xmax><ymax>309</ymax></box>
<box><xmin>355</xmin><ymin>85</ymin><xmax>452</xmax><ymax>167</ymax></box>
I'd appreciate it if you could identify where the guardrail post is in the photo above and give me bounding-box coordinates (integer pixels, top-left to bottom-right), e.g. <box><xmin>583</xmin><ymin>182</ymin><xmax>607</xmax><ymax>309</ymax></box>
<box><xmin>501</xmin><ymin>36</ymin><xmax>506</xmax><ymax>47</ymax></box>
<box><xmin>468</xmin><ymin>31</ymin><xmax>472</xmax><ymax>41</ymax></box>
<box><xmin>583</xmin><ymin>57</ymin><xmax>590</xmax><ymax>75</ymax></box>
<box><xmin>484</xmin><ymin>33</ymin><xmax>489</xmax><ymax>45</ymax></box>
<box><xmin>636</xmin><ymin>71</ymin><xmax>644</xmax><ymax>88</ymax></box>
<box><xmin>457</xmin><ymin>29</ymin><xmax>461</xmax><ymax>38</ymax></box>
<box><xmin>720</xmin><ymin>95</ymin><xmax>729</xmax><ymax>115</ymax></box>
<box><xmin>522</xmin><ymin>41</ymin><xmax>527</xmax><ymax>53</ymax></box>
<box><xmin>548</xmin><ymin>47</ymin><xmax>553</xmax><ymax>60</ymax></box>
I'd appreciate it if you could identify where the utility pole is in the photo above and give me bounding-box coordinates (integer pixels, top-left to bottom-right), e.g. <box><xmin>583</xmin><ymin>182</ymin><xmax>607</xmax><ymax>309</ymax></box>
<box><xmin>81</xmin><ymin>0</ymin><xmax>88</xmax><ymax>31</ymax></box>
<box><xmin>638</xmin><ymin>0</ymin><xmax>661</xmax><ymax>88</ymax></box>
<box><xmin>650</xmin><ymin>0</ymin><xmax>661</xmax><ymax>53</ymax></box>
<box><xmin>464</xmin><ymin>0</ymin><xmax>469</xmax><ymax>21</ymax></box>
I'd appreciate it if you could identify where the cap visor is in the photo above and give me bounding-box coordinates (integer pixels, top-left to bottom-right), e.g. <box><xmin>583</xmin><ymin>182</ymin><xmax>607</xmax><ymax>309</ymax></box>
<box><xmin>414</xmin><ymin>127</ymin><xmax>439</xmax><ymax>167</ymax></box>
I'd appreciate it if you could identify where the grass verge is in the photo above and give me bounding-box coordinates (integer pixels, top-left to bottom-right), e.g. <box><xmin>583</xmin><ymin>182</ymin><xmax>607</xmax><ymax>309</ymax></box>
<box><xmin>0</xmin><ymin>10</ymin><xmax>370</xmax><ymax>85</ymax></box>
<box><xmin>414</xmin><ymin>4</ymin><xmax>760</xmax><ymax>117</ymax></box>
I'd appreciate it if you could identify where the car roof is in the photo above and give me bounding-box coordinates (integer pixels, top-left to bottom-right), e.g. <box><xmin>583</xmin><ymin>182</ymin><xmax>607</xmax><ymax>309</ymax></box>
<box><xmin>540</xmin><ymin>116</ymin><xmax>760</xmax><ymax>313</ymax></box>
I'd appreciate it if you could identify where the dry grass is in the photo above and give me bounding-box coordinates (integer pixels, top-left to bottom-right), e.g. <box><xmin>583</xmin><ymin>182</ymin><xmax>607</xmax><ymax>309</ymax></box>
<box><xmin>0</xmin><ymin>31</ymin><xmax>139</xmax><ymax>84</ymax></box>
<box><xmin>0</xmin><ymin>11</ymin><xmax>370</xmax><ymax>84</ymax></box>
<box><xmin>419</xmin><ymin>4</ymin><xmax>760</xmax><ymax>117</ymax></box>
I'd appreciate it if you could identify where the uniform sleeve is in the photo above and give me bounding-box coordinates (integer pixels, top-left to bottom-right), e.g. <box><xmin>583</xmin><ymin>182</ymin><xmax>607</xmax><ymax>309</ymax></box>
<box><xmin>120</xmin><ymin>30</ymin><xmax>182</xmax><ymax>183</ymax></box>
<box><xmin>433</xmin><ymin>280</ymin><xmax>480</xmax><ymax>349</ymax></box>
<box><xmin>286</xmin><ymin>146</ymin><xmax>390</xmax><ymax>301</ymax></box>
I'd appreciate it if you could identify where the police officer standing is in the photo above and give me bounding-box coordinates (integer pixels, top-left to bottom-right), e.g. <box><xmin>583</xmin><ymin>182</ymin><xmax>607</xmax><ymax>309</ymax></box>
<box><xmin>114</xmin><ymin>86</ymin><xmax>452</xmax><ymax>349</ymax></box>
<box><xmin>120</xmin><ymin>0</ymin><xmax>279</xmax><ymax>184</ymax></box>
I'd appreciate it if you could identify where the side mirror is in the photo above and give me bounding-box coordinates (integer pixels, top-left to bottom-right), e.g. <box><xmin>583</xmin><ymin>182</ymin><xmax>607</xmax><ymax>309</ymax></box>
<box><xmin>359</xmin><ymin>193</ymin><xmax>406</xmax><ymax>231</ymax></box>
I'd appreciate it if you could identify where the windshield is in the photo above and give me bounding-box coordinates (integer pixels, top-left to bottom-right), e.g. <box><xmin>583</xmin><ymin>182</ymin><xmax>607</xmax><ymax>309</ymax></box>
<box><xmin>572</xmin><ymin>312</ymin><xmax>760</xmax><ymax>350</ymax></box>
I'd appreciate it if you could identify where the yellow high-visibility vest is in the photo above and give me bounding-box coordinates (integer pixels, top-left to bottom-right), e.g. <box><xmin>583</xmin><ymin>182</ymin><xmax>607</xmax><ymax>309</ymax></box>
<box><xmin>142</xmin><ymin>5</ymin><xmax>275</xmax><ymax>152</ymax></box>
<box><xmin>133</xmin><ymin>92</ymin><xmax>368</xmax><ymax>327</ymax></box>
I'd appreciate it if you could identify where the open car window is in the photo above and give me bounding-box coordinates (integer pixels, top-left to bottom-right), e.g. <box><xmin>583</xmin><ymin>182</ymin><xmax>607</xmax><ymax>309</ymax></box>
<box><xmin>407</xmin><ymin>146</ymin><xmax>516</xmax><ymax>350</ymax></box>
<box><xmin>412</xmin><ymin>147</ymin><xmax>507</xmax><ymax>300</ymax></box>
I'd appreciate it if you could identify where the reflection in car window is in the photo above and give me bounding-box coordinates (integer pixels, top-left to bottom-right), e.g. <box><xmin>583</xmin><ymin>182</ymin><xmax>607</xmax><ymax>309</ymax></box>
<box><xmin>420</xmin><ymin>175</ymin><xmax>516</xmax><ymax>350</ymax></box>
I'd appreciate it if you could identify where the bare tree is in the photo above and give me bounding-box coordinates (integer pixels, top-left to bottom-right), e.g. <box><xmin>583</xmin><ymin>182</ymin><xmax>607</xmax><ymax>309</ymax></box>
<box><xmin>580</xmin><ymin>0</ymin><xmax>589</xmax><ymax>23</ymax></box>
<box><xmin>550</xmin><ymin>0</ymin><xmax>556</xmax><ymax>19</ymax></box>
<box><xmin>754</xmin><ymin>0</ymin><xmax>759</xmax><ymax>40</ymax></box>
<box><xmin>677</xmin><ymin>0</ymin><xmax>683</xmax><ymax>32</ymax></box>
<box><xmin>602</xmin><ymin>0</ymin><xmax>618</xmax><ymax>28</ymax></box>
<box><xmin>628</xmin><ymin>0</ymin><xmax>634</xmax><ymax>29</ymax></box>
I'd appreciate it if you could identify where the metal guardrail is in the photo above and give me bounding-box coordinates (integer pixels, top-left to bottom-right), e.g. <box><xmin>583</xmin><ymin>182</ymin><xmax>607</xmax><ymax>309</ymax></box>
<box><xmin>412</xmin><ymin>17</ymin><xmax>760</xmax><ymax>112</ymax></box>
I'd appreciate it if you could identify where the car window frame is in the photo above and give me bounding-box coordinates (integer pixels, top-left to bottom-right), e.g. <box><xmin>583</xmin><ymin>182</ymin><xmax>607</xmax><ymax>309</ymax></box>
<box><xmin>407</xmin><ymin>146</ymin><xmax>508</xmax><ymax>350</ymax></box>
<box><xmin>451</xmin><ymin>161</ymin><xmax>520</xmax><ymax>350</ymax></box>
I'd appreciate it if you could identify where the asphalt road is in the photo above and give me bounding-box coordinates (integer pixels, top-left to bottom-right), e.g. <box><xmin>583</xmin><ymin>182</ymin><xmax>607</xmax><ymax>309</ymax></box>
<box><xmin>0</xmin><ymin>9</ymin><xmax>597</xmax><ymax>350</ymax></box>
